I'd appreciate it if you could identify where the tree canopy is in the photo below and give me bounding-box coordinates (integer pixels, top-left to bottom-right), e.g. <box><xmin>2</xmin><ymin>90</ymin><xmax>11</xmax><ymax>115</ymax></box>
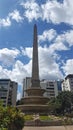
<box><xmin>48</xmin><ymin>91</ymin><xmax>73</xmax><ymax>115</ymax></box>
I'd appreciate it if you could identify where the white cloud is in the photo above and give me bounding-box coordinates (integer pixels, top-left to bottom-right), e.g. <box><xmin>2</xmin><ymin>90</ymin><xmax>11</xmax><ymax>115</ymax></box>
<box><xmin>0</xmin><ymin>66</ymin><xmax>9</xmax><ymax>79</ymax></box>
<box><xmin>0</xmin><ymin>9</ymin><xmax>23</xmax><ymax>27</ymax></box>
<box><xmin>9</xmin><ymin>60</ymin><xmax>29</xmax><ymax>84</ymax></box>
<box><xmin>38</xmin><ymin>46</ymin><xmax>63</xmax><ymax>80</ymax></box>
<box><xmin>0</xmin><ymin>60</ymin><xmax>29</xmax><ymax>85</ymax></box>
<box><xmin>0</xmin><ymin>17</ymin><xmax>11</xmax><ymax>27</ymax></box>
<box><xmin>20</xmin><ymin>46</ymin><xmax>63</xmax><ymax>80</ymax></box>
<box><xmin>41</xmin><ymin>0</ymin><xmax>64</xmax><ymax>23</ymax></box>
<box><xmin>1</xmin><ymin>0</ymin><xmax>73</xmax><ymax>27</ymax></box>
<box><xmin>38</xmin><ymin>29</ymin><xmax>57</xmax><ymax>43</ymax></box>
<box><xmin>49</xmin><ymin>30</ymin><xmax>73</xmax><ymax>52</ymax></box>
<box><xmin>0</xmin><ymin>46</ymin><xmax>63</xmax><ymax>85</ymax></box>
<box><xmin>38</xmin><ymin>29</ymin><xmax>68</xmax><ymax>54</ymax></box>
<box><xmin>1</xmin><ymin>29</ymin><xmax>72</xmax><ymax>83</ymax></box>
<box><xmin>49</xmin><ymin>36</ymin><xmax>68</xmax><ymax>53</ymax></box>
<box><xmin>9</xmin><ymin>10</ymin><xmax>23</xmax><ymax>22</ymax></box>
<box><xmin>42</xmin><ymin>0</ymin><xmax>73</xmax><ymax>25</ymax></box>
<box><xmin>0</xmin><ymin>27</ymin><xmax>72</xmax><ymax>85</ymax></box>
<box><xmin>21</xmin><ymin>0</ymin><xmax>41</xmax><ymax>22</ymax></box>
<box><xmin>21</xmin><ymin>47</ymin><xmax>32</xmax><ymax>58</ymax></box>
<box><xmin>0</xmin><ymin>27</ymin><xmax>73</xmax><ymax>87</ymax></box>
<box><xmin>21</xmin><ymin>0</ymin><xmax>73</xmax><ymax>25</ymax></box>
<box><xmin>0</xmin><ymin>47</ymin><xmax>32</xmax><ymax>85</ymax></box>
<box><xmin>0</xmin><ymin>48</ymin><xmax>20</xmax><ymax>67</ymax></box>
<box><xmin>38</xmin><ymin>29</ymin><xmax>73</xmax><ymax>53</ymax></box>
<box><xmin>64</xmin><ymin>30</ymin><xmax>73</xmax><ymax>47</ymax></box>
<box><xmin>62</xmin><ymin>59</ymin><xmax>73</xmax><ymax>75</ymax></box>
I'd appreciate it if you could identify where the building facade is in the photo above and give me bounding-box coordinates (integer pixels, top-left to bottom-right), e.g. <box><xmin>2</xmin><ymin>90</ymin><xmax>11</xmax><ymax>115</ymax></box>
<box><xmin>40</xmin><ymin>80</ymin><xmax>58</xmax><ymax>98</ymax></box>
<box><xmin>23</xmin><ymin>77</ymin><xmax>31</xmax><ymax>97</ymax></box>
<box><xmin>0</xmin><ymin>79</ymin><xmax>17</xmax><ymax>106</ymax></box>
<box><xmin>62</xmin><ymin>74</ymin><xmax>73</xmax><ymax>91</ymax></box>
<box><xmin>57</xmin><ymin>80</ymin><xmax>62</xmax><ymax>93</ymax></box>
<box><xmin>23</xmin><ymin>77</ymin><xmax>60</xmax><ymax>98</ymax></box>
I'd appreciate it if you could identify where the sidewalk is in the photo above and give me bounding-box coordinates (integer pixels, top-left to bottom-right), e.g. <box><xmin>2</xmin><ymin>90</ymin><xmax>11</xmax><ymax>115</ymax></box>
<box><xmin>23</xmin><ymin>126</ymin><xmax>73</xmax><ymax>130</ymax></box>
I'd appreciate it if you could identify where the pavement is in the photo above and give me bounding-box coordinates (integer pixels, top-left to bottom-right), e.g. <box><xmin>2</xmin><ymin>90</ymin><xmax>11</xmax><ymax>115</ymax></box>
<box><xmin>23</xmin><ymin>126</ymin><xmax>73</xmax><ymax>130</ymax></box>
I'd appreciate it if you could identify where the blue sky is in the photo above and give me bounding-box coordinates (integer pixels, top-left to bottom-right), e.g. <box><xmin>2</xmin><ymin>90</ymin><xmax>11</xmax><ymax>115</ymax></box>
<box><xmin>0</xmin><ymin>0</ymin><xmax>73</xmax><ymax>99</ymax></box>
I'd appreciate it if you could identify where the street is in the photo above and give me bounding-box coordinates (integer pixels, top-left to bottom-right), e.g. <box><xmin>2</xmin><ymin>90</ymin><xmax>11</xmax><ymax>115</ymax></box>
<box><xmin>23</xmin><ymin>126</ymin><xmax>73</xmax><ymax>130</ymax></box>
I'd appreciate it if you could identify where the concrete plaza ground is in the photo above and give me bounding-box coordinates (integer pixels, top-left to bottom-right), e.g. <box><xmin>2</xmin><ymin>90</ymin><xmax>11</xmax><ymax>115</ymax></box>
<box><xmin>23</xmin><ymin>126</ymin><xmax>73</xmax><ymax>130</ymax></box>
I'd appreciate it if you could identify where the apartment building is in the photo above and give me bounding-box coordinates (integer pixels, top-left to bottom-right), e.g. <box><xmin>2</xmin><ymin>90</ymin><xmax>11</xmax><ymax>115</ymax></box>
<box><xmin>57</xmin><ymin>80</ymin><xmax>62</xmax><ymax>93</ymax></box>
<box><xmin>40</xmin><ymin>80</ymin><xmax>58</xmax><ymax>98</ymax></box>
<box><xmin>0</xmin><ymin>79</ymin><xmax>17</xmax><ymax>106</ymax></box>
<box><xmin>23</xmin><ymin>77</ymin><xmax>60</xmax><ymax>98</ymax></box>
<box><xmin>23</xmin><ymin>77</ymin><xmax>31</xmax><ymax>97</ymax></box>
<box><xmin>62</xmin><ymin>74</ymin><xmax>73</xmax><ymax>91</ymax></box>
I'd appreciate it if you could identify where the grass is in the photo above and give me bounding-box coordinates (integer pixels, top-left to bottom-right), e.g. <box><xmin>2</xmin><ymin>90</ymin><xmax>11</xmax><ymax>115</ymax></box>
<box><xmin>24</xmin><ymin>115</ymin><xmax>33</xmax><ymax>121</ymax></box>
<box><xmin>24</xmin><ymin>114</ymin><xmax>73</xmax><ymax>125</ymax></box>
<box><xmin>39</xmin><ymin>115</ymin><xmax>53</xmax><ymax>121</ymax></box>
<box><xmin>24</xmin><ymin>114</ymin><xmax>62</xmax><ymax>121</ymax></box>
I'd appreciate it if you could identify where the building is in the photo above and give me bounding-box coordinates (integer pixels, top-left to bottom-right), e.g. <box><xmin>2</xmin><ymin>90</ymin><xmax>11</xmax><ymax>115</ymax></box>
<box><xmin>57</xmin><ymin>80</ymin><xmax>62</xmax><ymax>93</ymax></box>
<box><xmin>0</xmin><ymin>79</ymin><xmax>18</xmax><ymax>106</ymax></box>
<box><xmin>23</xmin><ymin>77</ymin><xmax>59</xmax><ymax>98</ymax></box>
<box><xmin>62</xmin><ymin>74</ymin><xmax>73</xmax><ymax>91</ymax></box>
<box><xmin>23</xmin><ymin>77</ymin><xmax>31</xmax><ymax>97</ymax></box>
<box><xmin>40</xmin><ymin>80</ymin><xmax>58</xmax><ymax>98</ymax></box>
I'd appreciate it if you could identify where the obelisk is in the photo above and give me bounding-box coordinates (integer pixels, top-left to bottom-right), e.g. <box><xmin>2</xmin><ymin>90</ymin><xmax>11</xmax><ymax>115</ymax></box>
<box><xmin>17</xmin><ymin>24</ymin><xmax>49</xmax><ymax>114</ymax></box>
<box><xmin>31</xmin><ymin>24</ymin><xmax>40</xmax><ymax>88</ymax></box>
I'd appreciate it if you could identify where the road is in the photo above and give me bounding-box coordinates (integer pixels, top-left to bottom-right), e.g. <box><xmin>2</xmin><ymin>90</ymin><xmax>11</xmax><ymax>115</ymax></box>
<box><xmin>23</xmin><ymin>126</ymin><xmax>73</xmax><ymax>130</ymax></box>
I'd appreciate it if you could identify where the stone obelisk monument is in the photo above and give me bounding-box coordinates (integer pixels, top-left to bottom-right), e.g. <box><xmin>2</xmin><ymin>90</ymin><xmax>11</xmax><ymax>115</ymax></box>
<box><xmin>31</xmin><ymin>24</ymin><xmax>40</xmax><ymax>88</ymax></box>
<box><xmin>17</xmin><ymin>24</ymin><xmax>49</xmax><ymax>113</ymax></box>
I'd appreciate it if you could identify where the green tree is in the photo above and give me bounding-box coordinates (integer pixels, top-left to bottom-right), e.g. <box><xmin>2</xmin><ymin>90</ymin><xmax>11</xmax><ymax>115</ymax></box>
<box><xmin>57</xmin><ymin>91</ymin><xmax>72</xmax><ymax>114</ymax></box>
<box><xmin>48</xmin><ymin>91</ymin><xmax>73</xmax><ymax>115</ymax></box>
<box><xmin>48</xmin><ymin>97</ymin><xmax>61</xmax><ymax>115</ymax></box>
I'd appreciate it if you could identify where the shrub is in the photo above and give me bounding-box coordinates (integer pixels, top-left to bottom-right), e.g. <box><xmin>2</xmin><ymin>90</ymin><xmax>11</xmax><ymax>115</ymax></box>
<box><xmin>0</xmin><ymin>104</ymin><xmax>25</xmax><ymax>130</ymax></box>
